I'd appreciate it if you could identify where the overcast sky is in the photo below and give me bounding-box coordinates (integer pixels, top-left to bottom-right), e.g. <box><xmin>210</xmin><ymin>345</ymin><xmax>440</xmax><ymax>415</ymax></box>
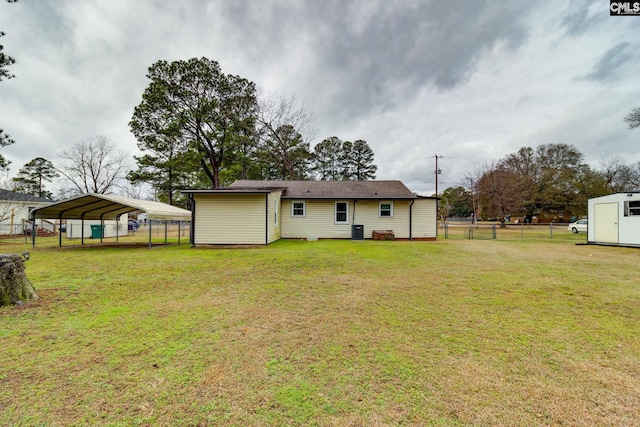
<box><xmin>1</xmin><ymin>0</ymin><xmax>639</xmax><ymax>196</ymax></box>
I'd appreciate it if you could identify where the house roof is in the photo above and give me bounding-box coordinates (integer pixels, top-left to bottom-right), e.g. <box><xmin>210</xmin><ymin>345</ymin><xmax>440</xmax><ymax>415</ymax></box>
<box><xmin>224</xmin><ymin>180</ymin><xmax>418</xmax><ymax>199</ymax></box>
<box><xmin>30</xmin><ymin>193</ymin><xmax>192</xmax><ymax>221</ymax></box>
<box><xmin>0</xmin><ymin>188</ymin><xmax>53</xmax><ymax>203</ymax></box>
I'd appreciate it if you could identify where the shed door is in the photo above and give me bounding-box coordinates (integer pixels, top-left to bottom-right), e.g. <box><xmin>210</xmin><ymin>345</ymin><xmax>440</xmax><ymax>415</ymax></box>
<box><xmin>594</xmin><ymin>202</ymin><xmax>618</xmax><ymax>244</ymax></box>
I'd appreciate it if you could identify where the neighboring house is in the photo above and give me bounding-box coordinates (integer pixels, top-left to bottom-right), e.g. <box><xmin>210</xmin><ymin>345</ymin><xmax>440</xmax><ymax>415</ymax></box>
<box><xmin>183</xmin><ymin>180</ymin><xmax>438</xmax><ymax>245</ymax></box>
<box><xmin>587</xmin><ymin>192</ymin><xmax>640</xmax><ymax>247</ymax></box>
<box><xmin>0</xmin><ymin>189</ymin><xmax>53</xmax><ymax>235</ymax></box>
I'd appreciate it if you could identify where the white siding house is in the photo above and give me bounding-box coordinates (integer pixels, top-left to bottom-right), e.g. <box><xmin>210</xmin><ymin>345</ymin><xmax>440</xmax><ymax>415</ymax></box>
<box><xmin>0</xmin><ymin>189</ymin><xmax>53</xmax><ymax>235</ymax></box>
<box><xmin>184</xmin><ymin>180</ymin><xmax>438</xmax><ymax>245</ymax></box>
<box><xmin>588</xmin><ymin>192</ymin><xmax>640</xmax><ymax>247</ymax></box>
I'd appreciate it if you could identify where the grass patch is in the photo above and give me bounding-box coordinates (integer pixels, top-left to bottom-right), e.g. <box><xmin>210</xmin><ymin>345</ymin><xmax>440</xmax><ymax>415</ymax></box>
<box><xmin>1</xmin><ymin>238</ymin><xmax>639</xmax><ymax>425</ymax></box>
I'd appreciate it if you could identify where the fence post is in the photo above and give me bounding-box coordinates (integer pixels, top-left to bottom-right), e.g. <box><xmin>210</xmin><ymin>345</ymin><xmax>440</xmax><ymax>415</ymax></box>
<box><xmin>444</xmin><ymin>223</ymin><xmax>449</xmax><ymax>239</ymax></box>
<box><xmin>492</xmin><ymin>224</ymin><xmax>496</xmax><ymax>239</ymax></box>
<box><xmin>521</xmin><ymin>221</ymin><xmax>524</xmax><ymax>239</ymax></box>
<box><xmin>468</xmin><ymin>225</ymin><xmax>473</xmax><ymax>240</ymax></box>
<box><xmin>550</xmin><ymin>222</ymin><xmax>553</xmax><ymax>239</ymax></box>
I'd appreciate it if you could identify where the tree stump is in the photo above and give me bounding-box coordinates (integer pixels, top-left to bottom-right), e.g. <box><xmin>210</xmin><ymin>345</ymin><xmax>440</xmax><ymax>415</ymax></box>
<box><xmin>0</xmin><ymin>253</ymin><xmax>37</xmax><ymax>306</ymax></box>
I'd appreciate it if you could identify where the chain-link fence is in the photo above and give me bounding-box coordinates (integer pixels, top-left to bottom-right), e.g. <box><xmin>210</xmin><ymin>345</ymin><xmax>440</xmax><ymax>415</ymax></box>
<box><xmin>440</xmin><ymin>221</ymin><xmax>588</xmax><ymax>241</ymax></box>
<box><xmin>0</xmin><ymin>223</ymin><xmax>37</xmax><ymax>242</ymax></box>
<box><xmin>0</xmin><ymin>221</ymin><xmax>192</xmax><ymax>246</ymax></box>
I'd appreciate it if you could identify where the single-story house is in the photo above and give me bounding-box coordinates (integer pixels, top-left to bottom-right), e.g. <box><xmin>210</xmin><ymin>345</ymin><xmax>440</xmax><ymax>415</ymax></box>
<box><xmin>183</xmin><ymin>180</ymin><xmax>438</xmax><ymax>245</ymax></box>
<box><xmin>587</xmin><ymin>192</ymin><xmax>640</xmax><ymax>247</ymax></box>
<box><xmin>0</xmin><ymin>189</ymin><xmax>53</xmax><ymax>235</ymax></box>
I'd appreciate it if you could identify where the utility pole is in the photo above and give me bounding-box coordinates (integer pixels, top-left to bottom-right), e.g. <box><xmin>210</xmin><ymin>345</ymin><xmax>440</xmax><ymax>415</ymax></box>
<box><xmin>433</xmin><ymin>154</ymin><xmax>443</xmax><ymax>197</ymax></box>
<box><xmin>433</xmin><ymin>155</ymin><xmax>443</xmax><ymax>235</ymax></box>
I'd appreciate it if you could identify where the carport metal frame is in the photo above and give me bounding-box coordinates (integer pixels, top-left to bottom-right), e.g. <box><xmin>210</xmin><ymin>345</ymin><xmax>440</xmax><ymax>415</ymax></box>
<box><xmin>29</xmin><ymin>193</ymin><xmax>191</xmax><ymax>248</ymax></box>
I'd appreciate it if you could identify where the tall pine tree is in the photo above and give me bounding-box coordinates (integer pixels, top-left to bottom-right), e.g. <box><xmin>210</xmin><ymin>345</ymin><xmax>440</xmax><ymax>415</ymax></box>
<box><xmin>11</xmin><ymin>157</ymin><xmax>58</xmax><ymax>199</ymax></box>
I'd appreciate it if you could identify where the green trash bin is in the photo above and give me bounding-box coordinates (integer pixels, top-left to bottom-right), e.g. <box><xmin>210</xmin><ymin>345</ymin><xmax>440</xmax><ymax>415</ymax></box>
<box><xmin>90</xmin><ymin>224</ymin><xmax>105</xmax><ymax>239</ymax></box>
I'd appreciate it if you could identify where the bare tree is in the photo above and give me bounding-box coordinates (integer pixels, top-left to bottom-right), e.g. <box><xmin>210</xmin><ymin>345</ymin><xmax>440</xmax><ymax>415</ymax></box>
<box><xmin>258</xmin><ymin>93</ymin><xmax>316</xmax><ymax>144</ymax></box>
<box><xmin>57</xmin><ymin>136</ymin><xmax>130</xmax><ymax>195</ymax></box>
<box><xmin>122</xmin><ymin>181</ymin><xmax>154</xmax><ymax>200</ymax></box>
<box><xmin>256</xmin><ymin>93</ymin><xmax>316</xmax><ymax>180</ymax></box>
<box><xmin>599</xmin><ymin>156</ymin><xmax>640</xmax><ymax>192</ymax></box>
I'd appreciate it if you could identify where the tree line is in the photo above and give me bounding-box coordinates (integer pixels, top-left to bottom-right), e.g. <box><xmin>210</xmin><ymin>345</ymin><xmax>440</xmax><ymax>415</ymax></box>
<box><xmin>439</xmin><ymin>143</ymin><xmax>640</xmax><ymax>222</ymax></box>
<box><xmin>127</xmin><ymin>57</ymin><xmax>377</xmax><ymax>205</ymax></box>
<box><xmin>0</xmin><ymin>55</ymin><xmax>377</xmax><ymax>206</ymax></box>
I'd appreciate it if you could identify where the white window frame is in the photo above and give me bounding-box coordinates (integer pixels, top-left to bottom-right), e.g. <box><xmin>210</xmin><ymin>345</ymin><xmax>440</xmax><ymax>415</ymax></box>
<box><xmin>335</xmin><ymin>201</ymin><xmax>349</xmax><ymax>224</ymax></box>
<box><xmin>379</xmin><ymin>201</ymin><xmax>393</xmax><ymax>218</ymax></box>
<box><xmin>291</xmin><ymin>200</ymin><xmax>306</xmax><ymax>218</ymax></box>
<box><xmin>624</xmin><ymin>200</ymin><xmax>640</xmax><ymax>217</ymax></box>
<box><xmin>274</xmin><ymin>200</ymin><xmax>278</xmax><ymax>224</ymax></box>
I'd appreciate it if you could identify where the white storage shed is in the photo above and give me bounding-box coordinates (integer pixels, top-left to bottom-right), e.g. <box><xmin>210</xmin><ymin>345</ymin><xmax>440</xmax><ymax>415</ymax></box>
<box><xmin>587</xmin><ymin>192</ymin><xmax>640</xmax><ymax>247</ymax></box>
<box><xmin>65</xmin><ymin>218</ymin><xmax>128</xmax><ymax>239</ymax></box>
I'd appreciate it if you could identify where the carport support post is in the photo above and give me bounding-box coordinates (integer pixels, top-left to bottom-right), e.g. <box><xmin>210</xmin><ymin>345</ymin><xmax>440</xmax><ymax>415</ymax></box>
<box><xmin>81</xmin><ymin>215</ymin><xmax>86</xmax><ymax>245</ymax></box>
<box><xmin>164</xmin><ymin>221</ymin><xmax>168</xmax><ymax>246</ymax></box>
<box><xmin>148</xmin><ymin>219</ymin><xmax>152</xmax><ymax>249</ymax></box>
<box><xmin>30</xmin><ymin>213</ymin><xmax>36</xmax><ymax>248</ymax></box>
<box><xmin>59</xmin><ymin>214</ymin><xmax>63</xmax><ymax>247</ymax></box>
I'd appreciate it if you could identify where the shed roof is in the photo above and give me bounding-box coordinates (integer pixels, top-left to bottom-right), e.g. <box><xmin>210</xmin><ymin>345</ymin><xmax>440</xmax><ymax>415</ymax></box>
<box><xmin>191</xmin><ymin>180</ymin><xmax>418</xmax><ymax>199</ymax></box>
<box><xmin>30</xmin><ymin>193</ymin><xmax>191</xmax><ymax>221</ymax></box>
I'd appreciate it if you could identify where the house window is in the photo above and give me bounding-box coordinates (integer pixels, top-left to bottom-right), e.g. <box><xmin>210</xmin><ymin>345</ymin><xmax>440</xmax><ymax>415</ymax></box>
<box><xmin>624</xmin><ymin>200</ymin><xmax>640</xmax><ymax>216</ymax></box>
<box><xmin>274</xmin><ymin>200</ymin><xmax>278</xmax><ymax>224</ymax></box>
<box><xmin>335</xmin><ymin>201</ymin><xmax>348</xmax><ymax>224</ymax></box>
<box><xmin>379</xmin><ymin>202</ymin><xmax>393</xmax><ymax>217</ymax></box>
<box><xmin>291</xmin><ymin>201</ymin><xmax>305</xmax><ymax>217</ymax></box>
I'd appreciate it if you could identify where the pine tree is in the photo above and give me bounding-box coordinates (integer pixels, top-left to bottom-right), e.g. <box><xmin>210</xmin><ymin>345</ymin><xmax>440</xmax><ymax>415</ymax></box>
<box><xmin>12</xmin><ymin>157</ymin><xmax>58</xmax><ymax>199</ymax></box>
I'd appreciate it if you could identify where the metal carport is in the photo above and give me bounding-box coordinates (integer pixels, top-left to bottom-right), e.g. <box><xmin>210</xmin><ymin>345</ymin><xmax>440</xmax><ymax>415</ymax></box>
<box><xmin>29</xmin><ymin>193</ymin><xmax>191</xmax><ymax>248</ymax></box>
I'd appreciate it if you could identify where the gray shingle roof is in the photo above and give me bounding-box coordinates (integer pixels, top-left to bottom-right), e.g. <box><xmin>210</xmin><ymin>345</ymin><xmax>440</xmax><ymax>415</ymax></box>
<box><xmin>228</xmin><ymin>180</ymin><xmax>417</xmax><ymax>199</ymax></box>
<box><xmin>0</xmin><ymin>188</ymin><xmax>53</xmax><ymax>203</ymax></box>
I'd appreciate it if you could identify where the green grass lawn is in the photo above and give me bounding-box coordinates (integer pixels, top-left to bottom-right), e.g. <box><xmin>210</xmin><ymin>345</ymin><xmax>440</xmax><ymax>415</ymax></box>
<box><xmin>1</xmin><ymin>237</ymin><xmax>639</xmax><ymax>426</ymax></box>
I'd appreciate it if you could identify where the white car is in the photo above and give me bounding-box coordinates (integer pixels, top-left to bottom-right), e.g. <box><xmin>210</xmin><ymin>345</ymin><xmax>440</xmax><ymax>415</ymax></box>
<box><xmin>568</xmin><ymin>219</ymin><xmax>588</xmax><ymax>233</ymax></box>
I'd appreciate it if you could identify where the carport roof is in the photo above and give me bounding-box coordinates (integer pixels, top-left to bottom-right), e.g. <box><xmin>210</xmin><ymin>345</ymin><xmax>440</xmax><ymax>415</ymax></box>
<box><xmin>30</xmin><ymin>193</ymin><xmax>191</xmax><ymax>221</ymax></box>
